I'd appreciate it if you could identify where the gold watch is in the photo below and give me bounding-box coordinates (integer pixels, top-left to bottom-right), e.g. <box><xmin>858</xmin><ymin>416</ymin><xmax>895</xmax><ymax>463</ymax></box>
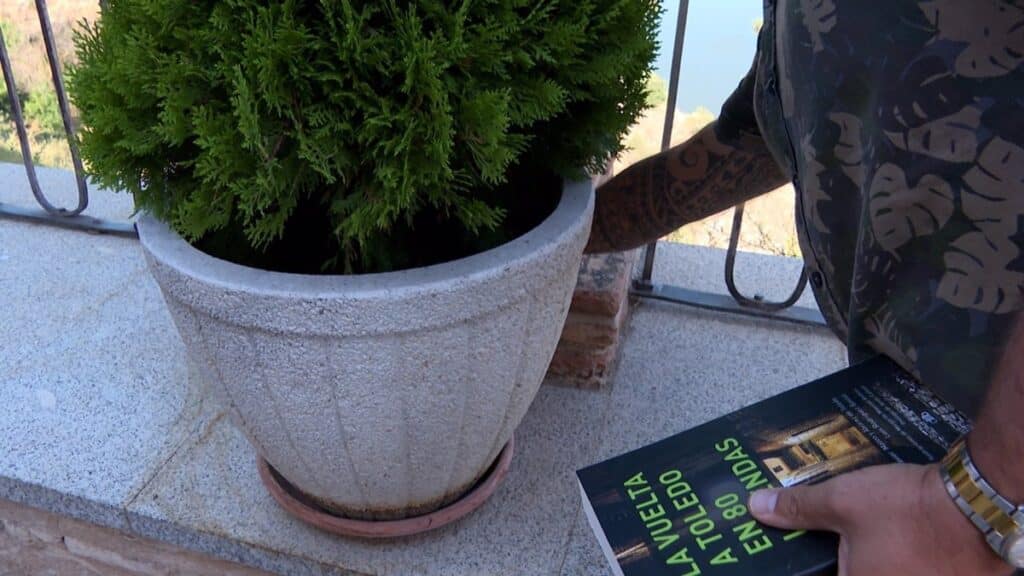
<box><xmin>940</xmin><ymin>437</ymin><xmax>1024</xmax><ymax>569</ymax></box>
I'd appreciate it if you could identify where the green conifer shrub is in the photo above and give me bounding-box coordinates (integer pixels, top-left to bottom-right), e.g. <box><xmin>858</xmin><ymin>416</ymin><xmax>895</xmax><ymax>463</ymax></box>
<box><xmin>70</xmin><ymin>0</ymin><xmax>660</xmax><ymax>273</ymax></box>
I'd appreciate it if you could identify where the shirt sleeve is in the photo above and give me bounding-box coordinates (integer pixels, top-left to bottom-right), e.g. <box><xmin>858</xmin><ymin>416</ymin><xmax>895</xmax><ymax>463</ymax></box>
<box><xmin>714</xmin><ymin>58</ymin><xmax>762</xmax><ymax>146</ymax></box>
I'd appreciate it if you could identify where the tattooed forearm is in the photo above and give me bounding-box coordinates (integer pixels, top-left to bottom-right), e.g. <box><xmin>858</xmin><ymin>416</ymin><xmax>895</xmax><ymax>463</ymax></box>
<box><xmin>585</xmin><ymin>122</ymin><xmax>789</xmax><ymax>254</ymax></box>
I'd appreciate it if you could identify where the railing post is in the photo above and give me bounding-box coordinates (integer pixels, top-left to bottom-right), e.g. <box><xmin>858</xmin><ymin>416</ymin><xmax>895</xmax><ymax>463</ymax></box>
<box><xmin>724</xmin><ymin>203</ymin><xmax>810</xmax><ymax>311</ymax></box>
<box><xmin>630</xmin><ymin>0</ymin><xmax>823</xmax><ymax>326</ymax></box>
<box><xmin>638</xmin><ymin>0</ymin><xmax>690</xmax><ymax>289</ymax></box>
<box><xmin>34</xmin><ymin>0</ymin><xmax>90</xmax><ymax>215</ymax></box>
<box><xmin>0</xmin><ymin>0</ymin><xmax>135</xmax><ymax>236</ymax></box>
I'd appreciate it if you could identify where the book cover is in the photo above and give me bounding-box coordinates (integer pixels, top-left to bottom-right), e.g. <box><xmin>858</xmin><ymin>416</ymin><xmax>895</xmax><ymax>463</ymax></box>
<box><xmin>576</xmin><ymin>357</ymin><xmax>971</xmax><ymax>576</ymax></box>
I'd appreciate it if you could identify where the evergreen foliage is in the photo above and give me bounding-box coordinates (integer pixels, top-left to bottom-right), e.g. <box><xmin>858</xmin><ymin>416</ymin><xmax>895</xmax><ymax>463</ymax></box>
<box><xmin>70</xmin><ymin>0</ymin><xmax>661</xmax><ymax>272</ymax></box>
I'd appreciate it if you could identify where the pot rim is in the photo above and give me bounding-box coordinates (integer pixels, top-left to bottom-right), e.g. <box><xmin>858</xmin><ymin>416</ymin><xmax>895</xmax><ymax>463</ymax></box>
<box><xmin>137</xmin><ymin>178</ymin><xmax>593</xmax><ymax>298</ymax></box>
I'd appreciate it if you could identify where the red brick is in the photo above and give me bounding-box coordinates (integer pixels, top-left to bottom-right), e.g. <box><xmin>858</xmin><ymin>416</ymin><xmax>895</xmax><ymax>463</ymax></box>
<box><xmin>547</xmin><ymin>246</ymin><xmax>638</xmax><ymax>388</ymax></box>
<box><xmin>558</xmin><ymin>300</ymin><xmax>631</xmax><ymax>349</ymax></box>
<box><xmin>570</xmin><ymin>250</ymin><xmax>639</xmax><ymax>317</ymax></box>
<box><xmin>547</xmin><ymin>344</ymin><xmax>619</xmax><ymax>390</ymax></box>
<box><xmin>0</xmin><ymin>498</ymin><xmax>269</xmax><ymax>575</ymax></box>
<box><xmin>559</xmin><ymin>321</ymin><xmax>617</xmax><ymax>349</ymax></box>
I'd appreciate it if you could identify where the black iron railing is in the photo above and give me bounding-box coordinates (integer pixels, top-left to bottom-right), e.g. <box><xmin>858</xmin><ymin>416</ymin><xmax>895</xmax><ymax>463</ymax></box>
<box><xmin>630</xmin><ymin>0</ymin><xmax>825</xmax><ymax>327</ymax></box>
<box><xmin>0</xmin><ymin>0</ymin><xmax>133</xmax><ymax>236</ymax></box>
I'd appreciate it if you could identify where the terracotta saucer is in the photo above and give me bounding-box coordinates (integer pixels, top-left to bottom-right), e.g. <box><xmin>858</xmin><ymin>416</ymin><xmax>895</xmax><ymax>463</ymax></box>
<box><xmin>257</xmin><ymin>434</ymin><xmax>515</xmax><ymax>538</ymax></box>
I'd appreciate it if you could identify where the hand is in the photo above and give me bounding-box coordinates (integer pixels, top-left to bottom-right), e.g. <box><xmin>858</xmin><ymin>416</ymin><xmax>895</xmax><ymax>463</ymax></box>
<box><xmin>748</xmin><ymin>464</ymin><xmax>1013</xmax><ymax>576</ymax></box>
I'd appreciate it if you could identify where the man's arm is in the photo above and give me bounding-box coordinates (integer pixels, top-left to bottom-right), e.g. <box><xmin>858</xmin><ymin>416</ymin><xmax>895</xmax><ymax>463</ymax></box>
<box><xmin>586</xmin><ymin>57</ymin><xmax>789</xmax><ymax>254</ymax></box>
<box><xmin>586</xmin><ymin>123</ymin><xmax>789</xmax><ymax>253</ymax></box>
<box><xmin>748</xmin><ymin>318</ymin><xmax>1024</xmax><ymax>575</ymax></box>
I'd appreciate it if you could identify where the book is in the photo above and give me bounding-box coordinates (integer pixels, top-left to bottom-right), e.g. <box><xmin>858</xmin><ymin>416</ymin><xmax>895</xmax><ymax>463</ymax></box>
<box><xmin>576</xmin><ymin>356</ymin><xmax>971</xmax><ymax>576</ymax></box>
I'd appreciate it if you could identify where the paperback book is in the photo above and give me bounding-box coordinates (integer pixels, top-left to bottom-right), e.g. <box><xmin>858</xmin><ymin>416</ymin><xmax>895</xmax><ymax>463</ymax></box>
<box><xmin>576</xmin><ymin>357</ymin><xmax>971</xmax><ymax>576</ymax></box>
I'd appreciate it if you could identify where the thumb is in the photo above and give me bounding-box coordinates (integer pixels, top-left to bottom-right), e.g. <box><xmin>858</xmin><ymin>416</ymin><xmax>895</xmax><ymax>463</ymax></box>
<box><xmin>748</xmin><ymin>482</ymin><xmax>842</xmax><ymax>531</ymax></box>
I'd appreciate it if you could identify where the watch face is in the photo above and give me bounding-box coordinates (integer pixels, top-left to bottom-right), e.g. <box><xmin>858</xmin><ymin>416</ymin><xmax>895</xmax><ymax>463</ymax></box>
<box><xmin>1005</xmin><ymin>533</ymin><xmax>1024</xmax><ymax>568</ymax></box>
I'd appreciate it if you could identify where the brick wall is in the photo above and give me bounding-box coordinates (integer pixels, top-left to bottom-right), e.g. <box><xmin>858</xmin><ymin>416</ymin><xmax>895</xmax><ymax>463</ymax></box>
<box><xmin>0</xmin><ymin>499</ymin><xmax>268</xmax><ymax>576</ymax></box>
<box><xmin>547</xmin><ymin>249</ymin><xmax>638</xmax><ymax>388</ymax></box>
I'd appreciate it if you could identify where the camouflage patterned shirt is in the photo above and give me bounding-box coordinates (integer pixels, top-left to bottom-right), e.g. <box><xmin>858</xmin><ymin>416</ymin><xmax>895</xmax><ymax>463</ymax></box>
<box><xmin>723</xmin><ymin>0</ymin><xmax>1024</xmax><ymax>417</ymax></box>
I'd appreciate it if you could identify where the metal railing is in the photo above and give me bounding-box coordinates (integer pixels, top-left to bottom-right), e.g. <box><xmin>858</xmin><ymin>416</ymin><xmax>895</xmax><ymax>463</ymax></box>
<box><xmin>0</xmin><ymin>0</ymin><xmax>133</xmax><ymax>236</ymax></box>
<box><xmin>1</xmin><ymin>0</ymin><xmax>824</xmax><ymax>326</ymax></box>
<box><xmin>631</xmin><ymin>0</ymin><xmax>826</xmax><ymax>328</ymax></box>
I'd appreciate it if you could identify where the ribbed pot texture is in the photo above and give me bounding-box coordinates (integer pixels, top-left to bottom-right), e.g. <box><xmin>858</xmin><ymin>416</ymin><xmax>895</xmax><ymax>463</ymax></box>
<box><xmin>137</xmin><ymin>180</ymin><xmax>594</xmax><ymax>520</ymax></box>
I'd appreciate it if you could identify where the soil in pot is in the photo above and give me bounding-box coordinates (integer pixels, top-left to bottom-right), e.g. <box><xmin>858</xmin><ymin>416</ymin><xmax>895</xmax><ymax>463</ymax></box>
<box><xmin>194</xmin><ymin>161</ymin><xmax>562</xmax><ymax>275</ymax></box>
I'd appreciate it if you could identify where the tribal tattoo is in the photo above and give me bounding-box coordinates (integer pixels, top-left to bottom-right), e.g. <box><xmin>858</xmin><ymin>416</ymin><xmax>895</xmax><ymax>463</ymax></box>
<box><xmin>585</xmin><ymin>122</ymin><xmax>790</xmax><ymax>254</ymax></box>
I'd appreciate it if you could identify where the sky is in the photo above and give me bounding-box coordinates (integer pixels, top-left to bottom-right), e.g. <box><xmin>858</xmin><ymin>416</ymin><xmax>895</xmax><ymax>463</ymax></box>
<box><xmin>654</xmin><ymin>0</ymin><xmax>762</xmax><ymax>114</ymax></box>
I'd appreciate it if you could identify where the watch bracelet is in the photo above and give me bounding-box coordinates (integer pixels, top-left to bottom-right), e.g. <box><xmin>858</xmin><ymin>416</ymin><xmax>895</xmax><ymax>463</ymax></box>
<box><xmin>940</xmin><ymin>437</ymin><xmax>1024</xmax><ymax>566</ymax></box>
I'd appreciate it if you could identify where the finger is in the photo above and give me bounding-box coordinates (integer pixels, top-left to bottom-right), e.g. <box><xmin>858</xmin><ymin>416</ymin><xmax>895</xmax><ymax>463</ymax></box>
<box><xmin>748</xmin><ymin>483</ymin><xmax>842</xmax><ymax>531</ymax></box>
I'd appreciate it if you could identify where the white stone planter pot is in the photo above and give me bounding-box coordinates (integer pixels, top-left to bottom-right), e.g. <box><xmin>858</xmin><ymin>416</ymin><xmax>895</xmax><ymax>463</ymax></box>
<box><xmin>137</xmin><ymin>180</ymin><xmax>593</xmax><ymax>521</ymax></box>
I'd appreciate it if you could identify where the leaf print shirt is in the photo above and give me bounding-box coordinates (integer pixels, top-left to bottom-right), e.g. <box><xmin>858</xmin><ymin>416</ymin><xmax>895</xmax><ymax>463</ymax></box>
<box><xmin>721</xmin><ymin>0</ymin><xmax>1024</xmax><ymax>416</ymax></box>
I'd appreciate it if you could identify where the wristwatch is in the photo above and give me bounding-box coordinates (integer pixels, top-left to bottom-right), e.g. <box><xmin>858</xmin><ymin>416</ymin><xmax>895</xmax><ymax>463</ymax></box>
<box><xmin>940</xmin><ymin>437</ymin><xmax>1024</xmax><ymax>569</ymax></box>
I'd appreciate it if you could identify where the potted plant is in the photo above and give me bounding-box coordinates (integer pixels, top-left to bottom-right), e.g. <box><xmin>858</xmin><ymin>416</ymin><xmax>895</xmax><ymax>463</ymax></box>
<box><xmin>70</xmin><ymin>0</ymin><xmax>659</xmax><ymax>533</ymax></box>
